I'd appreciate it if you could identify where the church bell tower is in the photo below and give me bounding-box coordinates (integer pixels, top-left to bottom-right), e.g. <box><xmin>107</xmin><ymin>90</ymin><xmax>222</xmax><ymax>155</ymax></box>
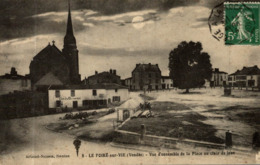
<box><xmin>62</xmin><ymin>0</ymin><xmax>81</xmax><ymax>84</ymax></box>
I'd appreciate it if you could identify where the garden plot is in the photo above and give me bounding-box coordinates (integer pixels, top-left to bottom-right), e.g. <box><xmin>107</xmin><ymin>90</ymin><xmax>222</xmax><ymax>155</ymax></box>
<box><xmin>120</xmin><ymin>88</ymin><xmax>260</xmax><ymax>147</ymax></box>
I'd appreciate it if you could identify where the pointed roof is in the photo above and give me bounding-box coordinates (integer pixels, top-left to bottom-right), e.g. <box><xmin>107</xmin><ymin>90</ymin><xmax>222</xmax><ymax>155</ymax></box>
<box><xmin>64</xmin><ymin>0</ymin><xmax>76</xmax><ymax>47</ymax></box>
<box><xmin>33</xmin><ymin>43</ymin><xmax>64</xmax><ymax>61</ymax></box>
<box><xmin>35</xmin><ymin>72</ymin><xmax>63</xmax><ymax>86</ymax></box>
<box><xmin>66</xmin><ymin>0</ymin><xmax>74</xmax><ymax>36</ymax></box>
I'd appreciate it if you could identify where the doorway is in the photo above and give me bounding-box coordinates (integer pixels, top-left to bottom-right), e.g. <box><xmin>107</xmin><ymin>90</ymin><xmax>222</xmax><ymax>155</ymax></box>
<box><xmin>73</xmin><ymin>101</ymin><xmax>78</xmax><ymax>108</ymax></box>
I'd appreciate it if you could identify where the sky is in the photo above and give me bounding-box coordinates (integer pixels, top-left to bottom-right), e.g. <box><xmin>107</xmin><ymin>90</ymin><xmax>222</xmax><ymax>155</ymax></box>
<box><xmin>0</xmin><ymin>0</ymin><xmax>259</xmax><ymax>79</ymax></box>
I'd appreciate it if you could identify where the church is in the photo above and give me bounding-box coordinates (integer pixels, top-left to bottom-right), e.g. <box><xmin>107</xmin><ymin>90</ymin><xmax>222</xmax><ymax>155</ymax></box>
<box><xmin>29</xmin><ymin>2</ymin><xmax>81</xmax><ymax>90</ymax></box>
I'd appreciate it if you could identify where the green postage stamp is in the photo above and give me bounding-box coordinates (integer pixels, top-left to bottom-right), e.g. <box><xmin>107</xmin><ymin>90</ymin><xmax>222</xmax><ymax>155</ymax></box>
<box><xmin>225</xmin><ymin>2</ymin><xmax>260</xmax><ymax>45</ymax></box>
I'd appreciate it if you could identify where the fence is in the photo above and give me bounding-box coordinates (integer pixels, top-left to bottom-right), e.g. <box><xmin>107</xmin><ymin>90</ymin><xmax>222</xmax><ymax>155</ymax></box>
<box><xmin>114</xmin><ymin>124</ymin><xmax>260</xmax><ymax>150</ymax></box>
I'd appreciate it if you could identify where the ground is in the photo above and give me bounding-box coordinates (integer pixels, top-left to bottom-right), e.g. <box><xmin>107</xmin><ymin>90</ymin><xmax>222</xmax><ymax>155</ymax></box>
<box><xmin>0</xmin><ymin>89</ymin><xmax>259</xmax><ymax>164</ymax></box>
<box><xmin>120</xmin><ymin>88</ymin><xmax>260</xmax><ymax>147</ymax></box>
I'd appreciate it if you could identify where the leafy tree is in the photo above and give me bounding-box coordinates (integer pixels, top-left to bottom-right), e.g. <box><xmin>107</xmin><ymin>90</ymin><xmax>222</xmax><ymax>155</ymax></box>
<box><xmin>169</xmin><ymin>41</ymin><xmax>212</xmax><ymax>93</ymax></box>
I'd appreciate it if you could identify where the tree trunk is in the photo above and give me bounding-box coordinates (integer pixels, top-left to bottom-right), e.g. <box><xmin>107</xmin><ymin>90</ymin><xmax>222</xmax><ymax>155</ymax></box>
<box><xmin>185</xmin><ymin>88</ymin><xmax>189</xmax><ymax>93</ymax></box>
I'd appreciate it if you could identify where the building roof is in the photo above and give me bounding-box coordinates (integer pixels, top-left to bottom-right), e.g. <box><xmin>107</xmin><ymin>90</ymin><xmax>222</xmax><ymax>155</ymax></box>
<box><xmin>230</xmin><ymin>65</ymin><xmax>260</xmax><ymax>76</ymax></box>
<box><xmin>212</xmin><ymin>68</ymin><xmax>227</xmax><ymax>74</ymax></box>
<box><xmin>0</xmin><ymin>67</ymin><xmax>29</xmax><ymax>80</ymax></box>
<box><xmin>49</xmin><ymin>83</ymin><xmax>128</xmax><ymax>90</ymax></box>
<box><xmin>125</xmin><ymin>77</ymin><xmax>132</xmax><ymax>80</ymax></box>
<box><xmin>88</xmin><ymin>71</ymin><xmax>120</xmax><ymax>79</ymax></box>
<box><xmin>132</xmin><ymin>63</ymin><xmax>161</xmax><ymax>73</ymax></box>
<box><xmin>33</xmin><ymin>44</ymin><xmax>65</xmax><ymax>61</ymax></box>
<box><xmin>35</xmin><ymin>72</ymin><xmax>64</xmax><ymax>86</ymax></box>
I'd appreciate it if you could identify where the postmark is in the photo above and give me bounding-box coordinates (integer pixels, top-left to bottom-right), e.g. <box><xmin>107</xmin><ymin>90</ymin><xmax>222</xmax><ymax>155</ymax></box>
<box><xmin>208</xmin><ymin>2</ymin><xmax>225</xmax><ymax>41</ymax></box>
<box><xmin>225</xmin><ymin>2</ymin><xmax>259</xmax><ymax>45</ymax></box>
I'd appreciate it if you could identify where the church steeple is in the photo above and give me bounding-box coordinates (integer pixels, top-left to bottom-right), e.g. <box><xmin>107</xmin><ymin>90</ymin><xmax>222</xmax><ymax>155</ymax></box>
<box><xmin>63</xmin><ymin>0</ymin><xmax>81</xmax><ymax>84</ymax></box>
<box><xmin>64</xmin><ymin>0</ymin><xmax>76</xmax><ymax>48</ymax></box>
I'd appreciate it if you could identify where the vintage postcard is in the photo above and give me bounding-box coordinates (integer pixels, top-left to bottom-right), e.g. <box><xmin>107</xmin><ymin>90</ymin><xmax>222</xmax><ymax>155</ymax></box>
<box><xmin>0</xmin><ymin>0</ymin><xmax>259</xmax><ymax>164</ymax></box>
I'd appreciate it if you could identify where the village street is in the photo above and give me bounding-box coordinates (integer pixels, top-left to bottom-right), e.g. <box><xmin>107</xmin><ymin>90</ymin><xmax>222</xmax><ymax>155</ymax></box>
<box><xmin>0</xmin><ymin>90</ymin><xmax>259</xmax><ymax>164</ymax></box>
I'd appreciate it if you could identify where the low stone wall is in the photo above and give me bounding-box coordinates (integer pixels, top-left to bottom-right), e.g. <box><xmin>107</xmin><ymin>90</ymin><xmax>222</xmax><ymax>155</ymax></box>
<box><xmin>113</xmin><ymin>130</ymin><xmax>140</xmax><ymax>144</ymax></box>
<box><xmin>114</xmin><ymin>130</ymin><xmax>225</xmax><ymax>149</ymax></box>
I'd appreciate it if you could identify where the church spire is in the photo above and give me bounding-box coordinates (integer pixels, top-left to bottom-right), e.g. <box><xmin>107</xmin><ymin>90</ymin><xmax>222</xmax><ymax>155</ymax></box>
<box><xmin>62</xmin><ymin>0</ymin><xmax>81</xmax><ymax>84</ymax></box>
<box><xmin>64</xmin><ymin>0</ymin><xmax>76</xmax><ymax>48</ymax></box>
<box><xmin>66</xmin><ymin>0</ymin><xmax>73</xmax><ymax>36</ymax></box>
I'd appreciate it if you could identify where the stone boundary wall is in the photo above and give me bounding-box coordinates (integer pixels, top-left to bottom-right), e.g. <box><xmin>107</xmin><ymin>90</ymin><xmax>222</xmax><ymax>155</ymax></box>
<box><xmin>113</xmin><ymin>130</ymin><xmax>225</xmax><ymax>149</ymax></box>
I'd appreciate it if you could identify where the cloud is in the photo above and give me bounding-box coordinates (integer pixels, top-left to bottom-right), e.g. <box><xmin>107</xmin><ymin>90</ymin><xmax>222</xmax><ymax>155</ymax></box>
<box><xmin>82</xmin><ymin>22</ymin><xmax>94</xmax><ymax>27</ymax></box>
<box><xmin>79</xmin><ymin>44</ymin><xmax>169</xmax><ymax>57</ymax></box>
<box><xmin>75</xmin><ymin>16</ymin><xmax>85</xmax><ymax>22</ymax></box>
<box><xmin>88</xmin><ymin>10</ymin><xmax>157</xmax><ymax>21</ymax></box>
<box><xmin>1</xmin><ymin>4</ymin><xmax>259</xmax><ymax>79</ymax></box>
<box><xmin>31</xmin><ymin>12</ymin><xmax>68</xmax><ymax>18</ymax></box>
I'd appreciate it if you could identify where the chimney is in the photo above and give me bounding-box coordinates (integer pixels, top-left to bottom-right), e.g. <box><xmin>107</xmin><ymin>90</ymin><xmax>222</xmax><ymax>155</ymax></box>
<box><xmin>149</xmin><ymin>63</ymin><xmax>151</xmax><ymax>66</ymax></box>
<box><xmin>110</xmin><ymin>69</ymin><xmax>113</xmax><ymax>74</ymax></box>
<box><xmin>113</xmin><ymin>70</ymin><xmax>116</xmax><ymax>75</ymax></box>
<box><xmin>84</xmin><ymin>77</ymin><xmax>87</xmax><ymax>85</ymax></box>
<box><xmin>95</xmin><ymin>71</ymin><xmax>98</xmax><ymax>75</ymax></box>
<box><xmin>215</xmin><ymin>68</ymin><xmax>219</xmax><ymax>72</ymax></box>
<box><xmin>156</xmin><ymin>64</ymin><xmax>158</xmax><ymax>66</ymax></box>
<box><xmin>10</xmin><ymin>67</ymin><xmax>17</xmax><ymax>75</ymax></box>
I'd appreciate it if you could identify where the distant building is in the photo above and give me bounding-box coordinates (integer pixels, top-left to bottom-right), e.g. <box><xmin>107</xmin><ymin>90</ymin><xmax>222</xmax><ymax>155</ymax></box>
<box><xmin>29</xmin><ymin>2</ymin><xmax>81</xmax><ymax>90</ymax></box>
<box><xmin>228</xmin><ymin>65</ymin><xmax>260</xmax><ymax>88</ymax></box>
<box><xmin>84</xmin><ymin>69</ymin><xmax>121</xmax><ymax>85</ymax></box>
<box><xmin>0</xmin><ymin>67</ymin><xmax>31</xmax><ymax>95</ymax></box>
<box><xmin>161</xmin><ymin>76</ymin><xmax>173</xmax><ymax>89</ymax></box>
<box><xmin>131</xmin><ymin>63</ymin><xmax>162</xmax><ymax>90</ymax></box>
<box><xmin>48</xmin><ymin>83</ymin><xmax>129</xmax><ymax>109</ymax></box>
<box><xmin>209</xmin><ymin>68</ymin><xmax>228</xmax><ymax>87</ymax></box>
<box><xmin>124</xmin><ymin>77</ymin><xmax>132</xmax><ymax>90</ymax></box>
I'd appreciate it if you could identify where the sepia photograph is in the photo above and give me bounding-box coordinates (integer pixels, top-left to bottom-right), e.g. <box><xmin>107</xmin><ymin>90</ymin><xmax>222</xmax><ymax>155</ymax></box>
<box><xmin>0</xmin><ymin>0</ymin><xmax>260</xmax><ymax>164</ymax></box>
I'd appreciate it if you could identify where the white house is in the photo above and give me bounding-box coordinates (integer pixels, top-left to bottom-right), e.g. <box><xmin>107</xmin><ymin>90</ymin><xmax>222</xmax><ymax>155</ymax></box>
<box><xmin>205</xmin><ymin>68</ymin><xmax>228</xmax><ymax>87</ymax></box>
<box><xmin>210</xmin><ymin>68</ymin><xmax>228</xmax><ymax>87</ymax></box>
<box><xmin>0</xmin><ymin>67</ymin><xmax>31</xmax><ymax>95</ymax></box>
<box><xmin>228</xmin><ymin>66</ymin><xmax>260</xmax><ymax>88</ymax></box>
<box><xmin>48</xmin><ymin>83</ymin><xmax>129</xmax><ymax>109</ymax></box>
<box><xmin>161</xmin><ymin>76</ymin><xmax>173</xmax><ymax>89</ymax></box>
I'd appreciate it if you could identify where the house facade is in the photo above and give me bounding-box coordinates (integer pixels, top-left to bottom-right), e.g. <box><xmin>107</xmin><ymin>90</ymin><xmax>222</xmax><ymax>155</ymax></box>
<box><xmin>48</xmin><ymin>83</ymin><xmax>129</xmax><ymax>109</ymax></box>
<box><xmin>0</xmin><ymin>67</ymin><xmax>31</xmax><ymax>95</ymax></box>
<box><xmin>85</xmin><ymin>69</ymin><xmax>121</xmax><ymax>85</ymax></box>
<box><xmin>131</xmin><ymin>63</ymin><xmax>162</xmax><ymax>90</ymax></box>
<box><xmin>209</xmin><ymin>68</ymin><xmax>228</xmax><ymax>87</ymax></box>
<box><xmin>124</xmin><ymin>77</ymin><xmax>132</xmax><ymax>90</ymax></box>
<box><xmin>161</xmin><ymin>76</ymin><xmax>173</xmax><ymax>89</ymax></box>
<box><xmin>228</xmin><ymin>66</ymin><xmax>260</xmax><ymax>88</ymax></box>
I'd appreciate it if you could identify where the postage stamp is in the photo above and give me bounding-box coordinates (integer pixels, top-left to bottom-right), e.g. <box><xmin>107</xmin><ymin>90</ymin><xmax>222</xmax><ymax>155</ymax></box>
<box><xmin>225</xmin><ymin>2</ymin><xmax>259</xmax><ymax>45</ymax></box>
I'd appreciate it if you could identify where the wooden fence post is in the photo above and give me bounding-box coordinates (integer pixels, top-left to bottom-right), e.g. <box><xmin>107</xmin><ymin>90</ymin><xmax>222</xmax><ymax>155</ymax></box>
<box><xmin>225</xmin><ymin>131</ymin><xmax>232</xmax><ymax>148</ymax></box>
<box><xmin>141</xmin><ymin>124</ymin><xmax>146</xmax><ymax>140</ymax></box>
